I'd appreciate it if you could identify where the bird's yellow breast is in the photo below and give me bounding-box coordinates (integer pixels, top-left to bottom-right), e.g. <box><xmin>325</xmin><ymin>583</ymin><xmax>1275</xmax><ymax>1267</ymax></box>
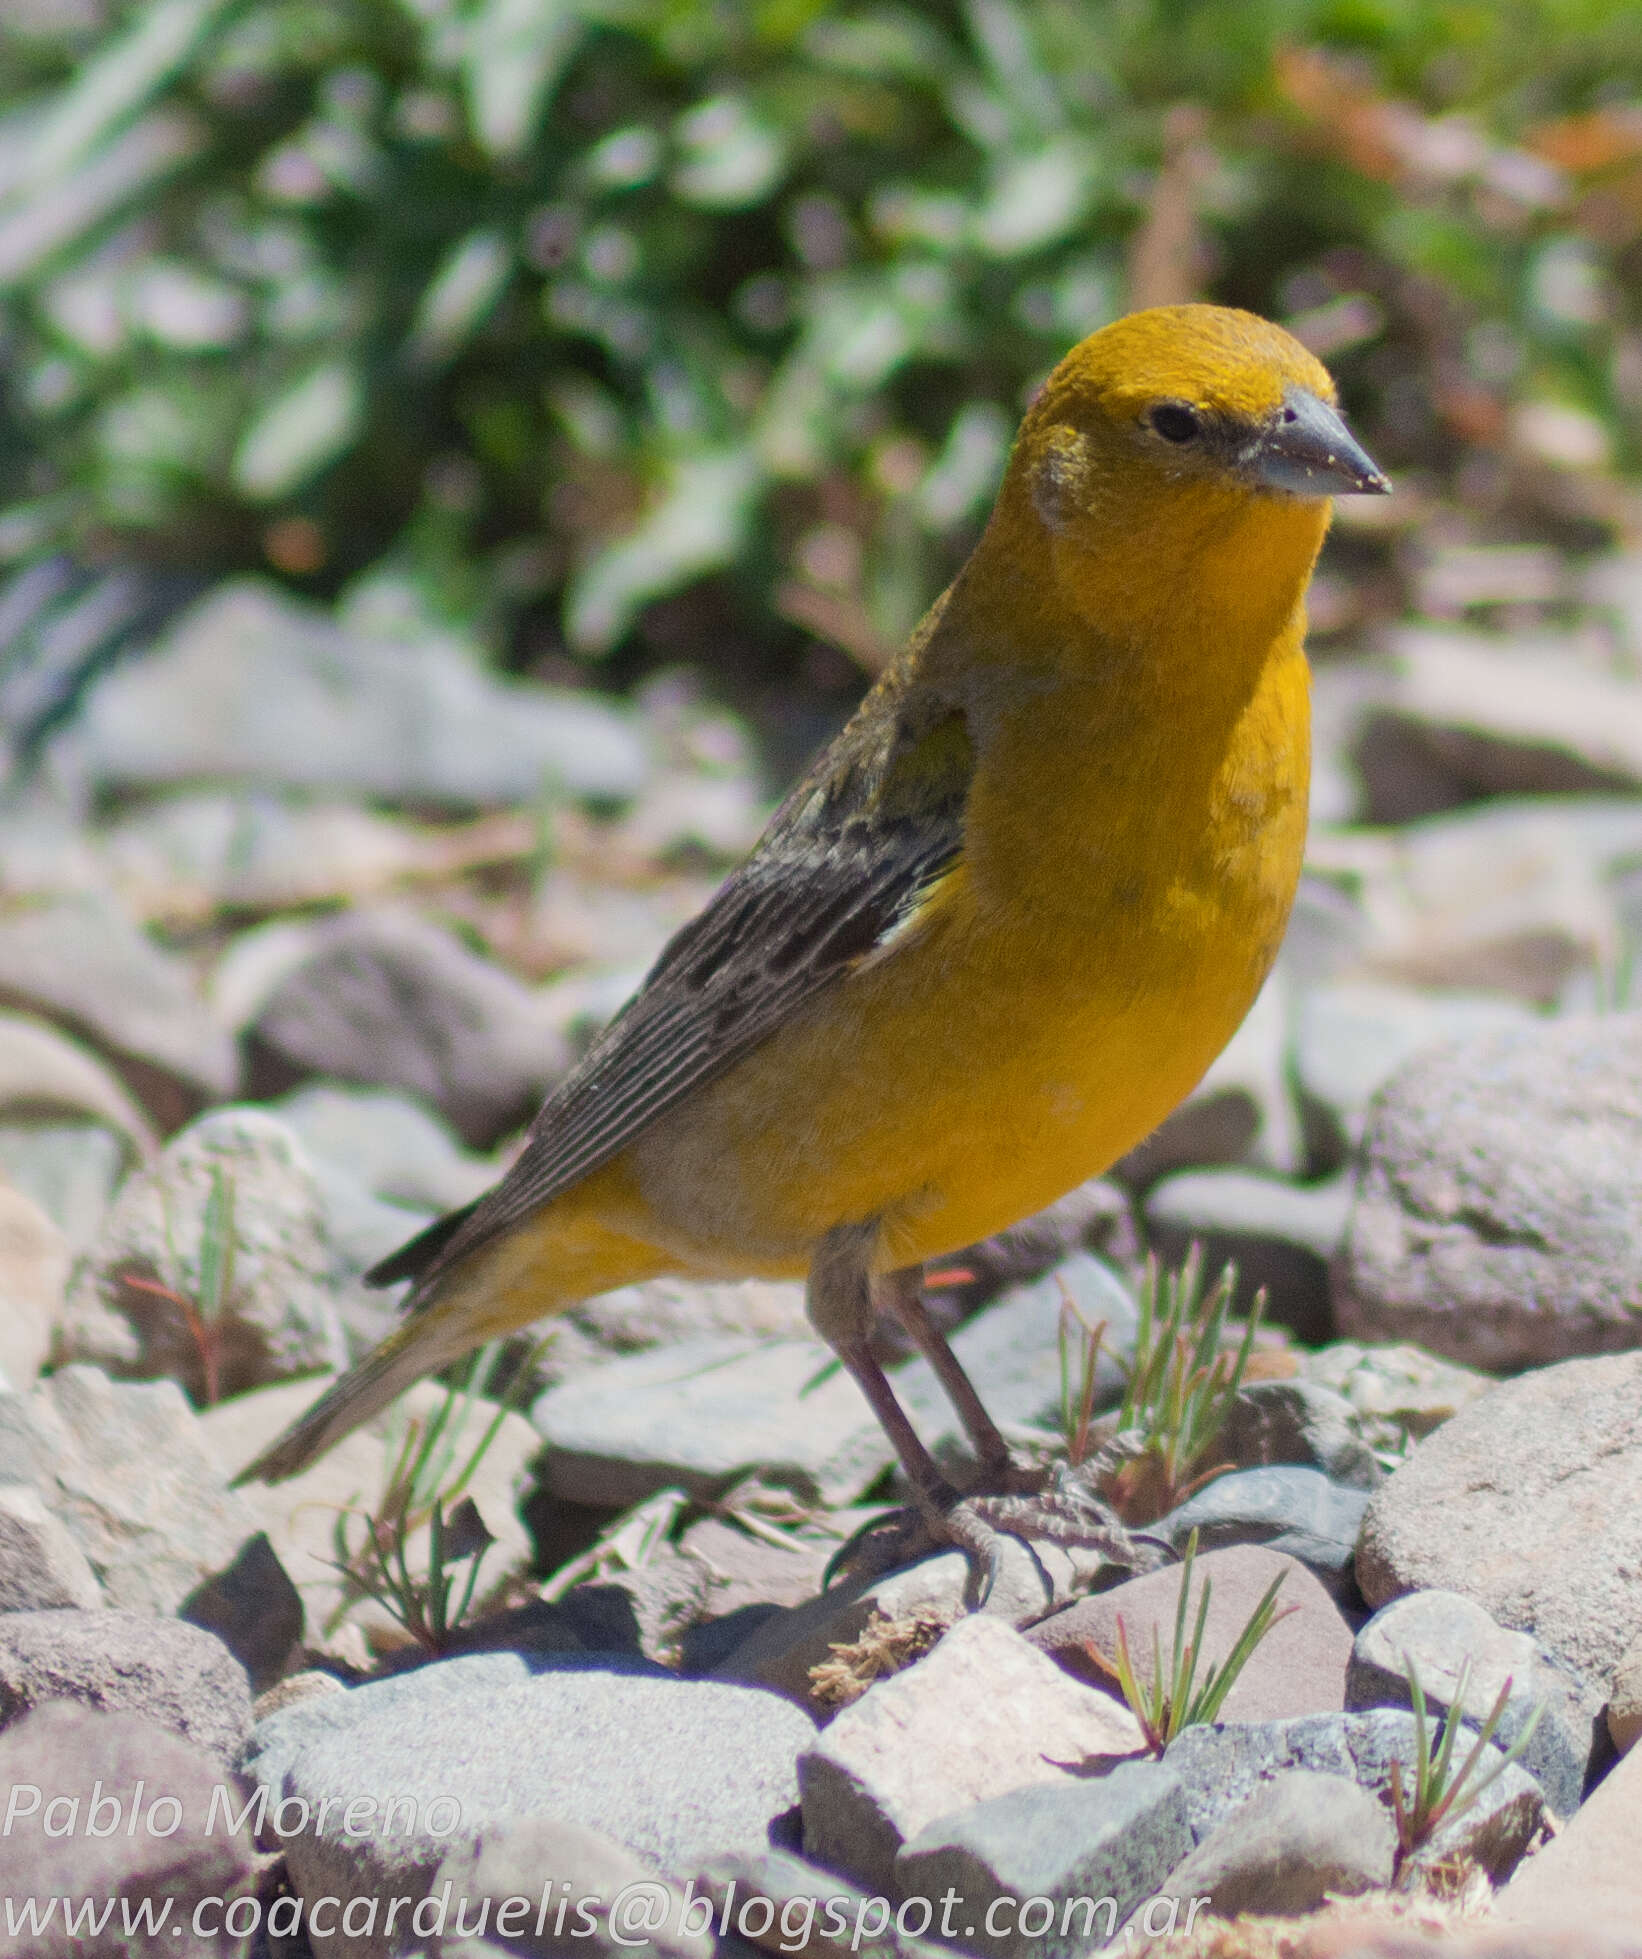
<box><xmin>618</xmin><ymin>612</ymin><xmax>1311</xmax><ymax>1276</ymax></box>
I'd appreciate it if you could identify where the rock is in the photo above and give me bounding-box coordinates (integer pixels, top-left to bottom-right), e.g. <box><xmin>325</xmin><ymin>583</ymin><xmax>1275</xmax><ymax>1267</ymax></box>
<box><xmin>1028</xmin><ymin>1547</ymin><xmax>1353</xmax><ymax>1724</ymax></box>
<box><xmin>0</xmin><ymin>1607</ymin><xmax>252</xmax><ymax>1763</ymax></box>
<box><xmin>0</xmin><ymin>1118</ymin><xmax>127</xmax><ymax>1251</ymax></box>
<box><xmin>1298</xmin><ymin>1342</ymin><xmax>1495</xmax><ymax>1458</ymax></box>
<box><xmin>1164</xmin><ymin>1708</ymin><xmax>1544</xmax><ymax>1879</ymax></box>
<box><xmin>894</xmin><ymin>1762</ymin><xmax>1192</xmax><ymax>1959</ymax></box>
<box><xmin>1347</xmin><ymin>1590</ymin><xmax>1601</xmax><ymax>1819</ymax></box>
<box><xmin>181</xmin><ymin>1529</ymin><xmax>305</xmax><ymax>1695</ymax></box>
<box><xmin>1292</xmin><ymin>980</ymin><xmax>1533</xmax><ymax>1162</ymax></box>
<box><xmin>716</xmin><ymin>1536</ymin><xmax>1119</xmax><ymax>1708</ymax></box>
<box><xmin>1148</xmin><ymin>1769</ymin><xmax>1394</xmax><ymax>1920</ymax></box>
<box><xmin>0</xmin><ymin>1484</ymin><xmax>103</xmax><ymax>1610</ymax></box>
<box><xmin>200</xmin><ymin>1375</ymin><xmax>539</xmax><ymax>1658</ymax></box>
<box><xmin>243</xmin><ymin>1652</ymin><xmax>814</xmax><ymax>1949</ymax></box>
<box><xmin>1116</xmin><ymin>973</ymin><xmax>1301</xmax><ymax>1185</ymax></box>
<box><xmin>532</xmin><ymin>1335</ymin><xmax>894</xmax><ymax>1510</ymax></box>
<box><xmin>1359</xmin><ymin>625</ymin><xmax>1642</xmax><ymax>815</ymax></box>
<box><xmin>99</xmin><ymin>788</ymin><xmax>541</xmax><ymax>927</ymax></box>
<box><xmin>695</xmin><ymin>1846</ymin><xmax>937</xmax><ymax>1959</ymax></box>
<box><xmin>0</xmin><ymin>1703</ymin><xmax>259</xmax><ymax>1955</ymax></box>
<box><xmin>246</xmin><ymin>908</ymin><xmax>572</xmax><ymax>1148</ymax></box>
<box><xmin>0</xmin><ymin>892</ymin><xmax>236</xmax><ymax>1127</ymax></box>
<box><xmin>1143</xmin><ymin>1169</ymin><xmax>1350</xmax><ymax>1341</ymax></box>
<box><xmin>1356</xmin><ymin>800</ymin><xmax>1625</xmax><ymax>1003</ymax></box>
<box><xmin>797</xmin><ymin>1614</ymin><xmax>1143</xmax><ymax>1894</ymax></box>
<box><xmin>0</xmin><ymin>1181</ymin><xmax>66</xmax><ymax>1389</ymax></box>
<box><xmin>543</xmin><ymin>1276</ymin><xmax>812</xmax><ymax>1386</ymax></box>
<box><xmin>433</xmin><ymin>1817</ymin><xmax>715</xmax><ymax>1959</ymax></box>
<box><xmin>67</xmin><ymin>575</ymin><xmax>648</xmax><ymax>806</ymax></box>
<box><xmin>1218</xmin><ymin>1379</ymin><xmax>1382</xmax><ymax>1489</ymax></box>
<box><xmin>0</xmin><ymin>1007</ymin><xmax>156</xmax><ymax>1156</ymax></box>
<box><xmin>272</xmin><ymin>1081</ymin><xmax>497</xmax><ymax>1214</ymax></box>
<box><xmin>1154</xmin><ymin>1468</ymin><xmax>1371</xmax><ymax>1594</ymax></box>
<box><xmin>1498</xmin><ymin>1719</ymin><xmax>1642</xmax><ymax>1932</ymax></box>
<box><xmin>56</xmin><ymin>1105</ymin><xmax>346</xmax><ymax>1401</ymax></box>
<box><xmin>1337</xmin><ymin>1014</ymin><xmax>1642</xmax><ymax>1368</ymax></box>
<box><xmin>1355</xmin><ymin>1350</ymin><xmax>1642</xmax><ymax>1686</ymax></box>
<box><xmin>1609</xmin><ymin>1625</ymin><xmax>1642</xmax><ymax>1756</ymax></box>
<box><xmin>0</xmin><ymin>1365</ymin><xmax>263</xmax><ymax>1615</ymax></box>
<box><xmin>680</xmin><ymin>1514</ymin><xmax>834</xmax><ymax>1616</ymax></box>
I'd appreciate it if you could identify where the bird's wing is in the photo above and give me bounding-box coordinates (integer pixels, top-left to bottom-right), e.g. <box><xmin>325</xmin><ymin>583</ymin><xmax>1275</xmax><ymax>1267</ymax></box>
<box><xmin>372</xmin><ymin>693</ymin><xmax>974</xmax><ymax>1297</ymax></box>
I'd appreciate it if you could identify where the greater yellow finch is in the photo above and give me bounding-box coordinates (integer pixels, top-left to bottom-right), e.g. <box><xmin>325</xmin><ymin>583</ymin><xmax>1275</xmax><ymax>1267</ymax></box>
<box><xmin>241</xmin><ymin>304</ymin><xmax>1387</xmax><ymax>1577</ymax></box>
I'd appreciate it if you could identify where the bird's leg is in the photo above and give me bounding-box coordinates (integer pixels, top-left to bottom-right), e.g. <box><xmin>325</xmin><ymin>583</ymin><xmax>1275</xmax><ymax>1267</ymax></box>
<box><xmin>878</xmin><ymin>1264</ymin><xmax>1026</xmax><ymax>1488</ymax></box>
<box><xmin>808</xmin><ymin>1227</ymin><xmax>1167</xmax><ymax>1599</ymax></box>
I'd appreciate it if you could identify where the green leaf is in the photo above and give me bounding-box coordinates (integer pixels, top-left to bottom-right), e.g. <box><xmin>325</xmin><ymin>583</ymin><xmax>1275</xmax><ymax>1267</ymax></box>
<box><xmin>462</xmin><ymin>0</ymin><xmax>583</xmax><ymax>158</ymax></box>
<box><xmin>671</xmin><ymin>95</ymin><xmax>788</xmax><ymax>209</ymax></box>
<box><xmin>232</xmin><ymin>360</ymin><xmax>363</xmax><ymax>500</ymax></box>
<box><xmin>405</xmin><ymin>228</ymin><xmax>513</xmax><ymax>370</ymax></box>
<box><xmin>17</xmin><ymin>0</ymin><xmax>235</xmax><ymax>193</ymax></box>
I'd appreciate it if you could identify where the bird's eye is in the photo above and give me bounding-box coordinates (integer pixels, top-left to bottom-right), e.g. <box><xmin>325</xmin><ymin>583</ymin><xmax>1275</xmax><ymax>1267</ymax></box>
<box><xmin>1149</xmin><ymin>402</ymin><xmax>1201</xmax><ymax>444</ymax></box>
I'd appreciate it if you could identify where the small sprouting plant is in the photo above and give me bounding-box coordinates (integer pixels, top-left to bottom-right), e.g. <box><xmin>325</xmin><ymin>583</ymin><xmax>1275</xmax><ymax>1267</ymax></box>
<box><xmin>1056</xmin><ymin>1275</ymin><xmax>1109</xmax><ymax>1469</ymax></box>
<box><xmin>1102</xmin><ymin>1528</ymin><xmax>1295</xmax><ymax>1753</ymax></box>
<box><xmin>1388</xmin><ymin>1655</ymin><xmax>1546</xmax><ymax>1874</ymax></box>
<box><xmin>1090</xmin><ymin>1247</ymin><xmax>1264</xmax><ymax>1523</ymax></box>
<box><xmin>119</xmin><ymin>1163</ymin><xmax>239</xmax><ymax>1406</ymax></box>
<box><xmin>329</xmin><ymin>1336</ymin><xmax>544</xmax><ymax>1653</ymax></box>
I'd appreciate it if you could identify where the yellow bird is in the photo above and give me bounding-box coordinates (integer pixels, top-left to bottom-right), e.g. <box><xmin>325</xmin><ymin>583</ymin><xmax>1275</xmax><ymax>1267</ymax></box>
<box><xmin>240</xmin><ymin>304</ymin><xmax>1386</xmax><ymax>1577</ymax></box>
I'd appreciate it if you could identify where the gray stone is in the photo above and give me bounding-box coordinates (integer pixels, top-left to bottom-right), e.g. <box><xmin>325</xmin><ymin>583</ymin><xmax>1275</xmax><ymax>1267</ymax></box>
<box><xmin>0</xmin><ymin>1365</ymin><xmax>263</xmax><ymax>1615</ymax></box>
<box><xmin>1165</xmin><ymin>1709</ymin><xmax>1544</xmax><ymax>1880</ymax></box>
<box><xmin>68</xmin><ymin>576</ymin><xmax>648</xmax><ymax>806</ymax></box>
<box><xmin>181</xmin><ymin>1529</ymin><xmax>304</xmax><ymax>1696</ymax></box>
<box><xmin>1293</xmin><ymin>979</ymin><xmax>1534</xmax><ymax>1160</ymax></box>
<box><xmin>0</xmin><ymin>1607</ymin><xmax>251</xmax><ymax>1763</ymax></box>
<box><xmin>0</xmin><ymin>1180</ymin><xmax>66</xmax><ymax>1390</ymax></box>
<box><xmin>1498</xmin><ymin>1723</ymin><xmax>1642</xmax><ymax>1935</ymax></box>
<box><xmin>1155</xmin><ymin>1467</ymin><xmax>1371</xmax><ymax>1591</ymax></box>
<box><xmin>0</xmin><ymin>893</ymin><xmax>236</xmax><ymax>1128</ymax></box>
<box><xmin>532</xmin><ymin>1335</ymin><xmax>894</xmax><ymax>1509</ymax></box>
<box><xmin>1149</xmin><ymin>1769</ymin><xmax>1393</xmax><ymax>1920</ymax></box>
<box><xmin>1029</xmin><ymin>1547</ymin><xmax>1353</xmax><ymax>1725</ymax></box>
<box><xmin>893</xmin><ymin>1763</ymin><xmax>1191</xmax><ymax>1959</ymax></box>
<box><xmin>543</xmin><ymin>1277</ymin><xmax>812</xmax><ymax>1387</ymax></box>
<box><xmin>1116</xmin><ymin>972</ymin><xmax>1301</xmax><ymax>1185</ymax></box>
<box><xmin>1337</xmin><ymin>1013</ymin><xmax>1642</xmax><ymax>1368</ymax></box>
<box><xmin>433</xmin><ymin>1817</ymin><xmax>714</xmax><ymax>1959</ymax></box>
<box><xmin>1355</xmin><ymin>1350</ymin><xmax>1642</xmax><ymax>1687</ymax></box>
<box><xmin>797</xmin><ymin>1615</ymin><xmax>1143</xmax><ymax>1895</ymax></box>
<box><xmin>1347</xmin><ymin>1589</ymin><xmax>1601</xmax><ymax>1819</ymax></box>
<box><xmin>272</xmin><ymin>1082</ymin><xmax>498</xmax><ymax>1214</ymax></box>
<box><xmin>1218</xmin><ymin>1379</ymin><xmax>1382</xmax><ymax>1489</ymax></box>
<box><xmin>242</xmin><ymin>1654</ymin><xmax>814</xmax><ymax>1955</ymax></box>
<box><xmin>1609</xmin><ymin>1624</ymin><xmax>1642</xmax><ymax>1756</ymax></box>
<box><xmin>716</xmin><ymin>1535</ymin><xmax>1118</xmax><ymax>1708</ymax></box>
<box><xmin>0</xmin><ymin>1703</ymin><xmax>259</xmax><ymax>1956</ymax></box>
<box><xmin>0</xmin><ymin>1007</ymin><xmax>156</xmax><ymax>1156</ymax></box>
<box><xmin>0</xmin><ymin>1484</ymin><xmax>103</xmax><ymax>1609</ymax></box>
<box><xmin>0</xmin><ymin>1118</ymin><xmax>126</xmax><ymax>1251</ymax></box>
<box><xmin>1298</xmin><ymin>1341</ymin><xmax>1495</xmax><ymax>1459</ymax></box>
<box><xmin>1144</xmin><ymin>1169</ymin><xmax>1349</xmax><ymax>1341</ymax></box>
<box><xmin>695</xmin><ymin>1847</ymin><xmax>938</xmax><ymax>1959</ymax></box>
<box><xmin>56</xmin><ymin>1105</ymin><xmax>346</xmax><ymax>1400</ymax></box>
<box><xmin>1360</xmin><ymin>624</ymin><xmax>1642</xmax><ymax>810</ymax></box>
<box><xmin>247</xmin><ymin>908</ymin><xmax>572</xmax><ymax>1148</ymax></box>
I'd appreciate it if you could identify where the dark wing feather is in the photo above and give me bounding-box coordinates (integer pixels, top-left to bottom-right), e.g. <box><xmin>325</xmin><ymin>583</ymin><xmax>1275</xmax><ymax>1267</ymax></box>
<box><xmin>372</xmin><ymin>694</ymin><xmax>972</xmax><ymax>1300</ymax></box>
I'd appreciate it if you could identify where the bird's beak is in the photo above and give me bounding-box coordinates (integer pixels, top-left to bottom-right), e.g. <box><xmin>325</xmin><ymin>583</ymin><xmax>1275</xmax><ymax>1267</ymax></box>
<box><xmin>1242</xmin><ymin>386</ymin><xmax>1390</xmax><ymax>498</ymax></box>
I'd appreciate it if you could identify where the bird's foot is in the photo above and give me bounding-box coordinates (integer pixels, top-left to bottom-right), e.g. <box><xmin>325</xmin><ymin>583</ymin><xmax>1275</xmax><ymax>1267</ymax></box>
<box><xmin>825</xmin><ymin>1460</ymin><xmax>1174</xmax><ymax>1605</ymax></box>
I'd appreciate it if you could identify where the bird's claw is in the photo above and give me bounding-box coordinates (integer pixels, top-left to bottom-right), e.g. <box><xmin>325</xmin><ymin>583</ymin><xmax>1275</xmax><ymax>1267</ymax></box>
<box><xmin>823</xmin><ymin>1459</ymin><xmax>1172</xmax><ymax>1602</ymax></box>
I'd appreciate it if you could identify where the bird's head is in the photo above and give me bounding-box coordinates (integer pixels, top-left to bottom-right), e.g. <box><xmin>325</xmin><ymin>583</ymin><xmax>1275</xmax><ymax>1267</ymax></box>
<box><xmin>985</xmin><ymin>304</ymin><xmax>1387</xmax><ymax>654</ymax></box>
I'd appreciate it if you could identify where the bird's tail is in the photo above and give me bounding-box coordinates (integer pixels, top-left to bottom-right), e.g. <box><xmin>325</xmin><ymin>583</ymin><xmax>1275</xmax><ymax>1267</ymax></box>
<box><xmin>232</xmin><ymin>1314</ymin><xmax>463</xmax><ymax>1486</ymax></box>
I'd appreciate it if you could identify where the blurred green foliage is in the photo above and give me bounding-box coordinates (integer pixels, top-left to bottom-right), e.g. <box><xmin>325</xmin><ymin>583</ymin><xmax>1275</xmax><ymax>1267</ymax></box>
<box><xmin>3</xmin><ymin>0</ymin><xmax>1642</xmax><ymax>676</ymax></box>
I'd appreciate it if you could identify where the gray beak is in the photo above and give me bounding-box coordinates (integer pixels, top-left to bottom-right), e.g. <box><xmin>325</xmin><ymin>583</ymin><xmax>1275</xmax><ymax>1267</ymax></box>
<box><xmin>1243</xmin><ymin>386</ymin><xmax>1389</xmax><ymax>497</ymax></box>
